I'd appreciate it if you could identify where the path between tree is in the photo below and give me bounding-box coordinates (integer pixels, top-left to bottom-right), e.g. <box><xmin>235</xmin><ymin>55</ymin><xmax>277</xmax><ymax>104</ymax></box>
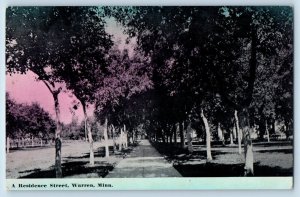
<box><xmin>106</xmin><ymin>140</ymin><xmax>182</xmax><ymax>178</ymax></box>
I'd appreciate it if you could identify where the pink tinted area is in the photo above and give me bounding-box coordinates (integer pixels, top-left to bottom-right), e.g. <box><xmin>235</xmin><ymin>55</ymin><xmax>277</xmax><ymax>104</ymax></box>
<box><xmin>5</xmin><ymin>18</ymin><xmax>132</xmax><ymax>124</ymax></box>
<box><xmin>6</xmin><ymin>71</ymin><xmax>93</xmax><ymax>124</ymax></box>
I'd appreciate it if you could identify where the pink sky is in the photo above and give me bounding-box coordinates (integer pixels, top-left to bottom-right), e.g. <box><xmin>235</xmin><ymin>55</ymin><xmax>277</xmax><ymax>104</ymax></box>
<box><xmin>6</xmin><ymin>17</ymin><xmax>136</xmax><ymax>124</ymax></box>
<box><xmin>6</xmin><ymin>71</ymin><xmax>93</xmax><ymax>124</ymax></box>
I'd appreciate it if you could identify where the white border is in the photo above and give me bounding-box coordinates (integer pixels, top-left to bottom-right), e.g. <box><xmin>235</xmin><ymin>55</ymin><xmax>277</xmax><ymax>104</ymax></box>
<box><xmin>5</xmin><ymin>177</ymin><xmax>293</xmax><ymax>190</ymax></box>
<box><xmin>0</xmin><ymin>0</ymin><xmax>299</xmax><ymax>196</ymax></box>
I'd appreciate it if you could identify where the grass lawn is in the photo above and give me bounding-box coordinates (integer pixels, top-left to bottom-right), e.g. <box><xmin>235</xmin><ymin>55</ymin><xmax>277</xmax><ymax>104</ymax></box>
<box><xmin>7</xmin><ymin>140</ymin><xmax>293</xmax><ymax>178</ymax></box>
<box><xmin>152</xmin><ymin>141</ymin><xmax>293</xmax><ymax>177</ymax></box>
<box><xmin>6</xmin><ymin>141</ymin><xmax>135</xmax><ymax>178</ymax></box>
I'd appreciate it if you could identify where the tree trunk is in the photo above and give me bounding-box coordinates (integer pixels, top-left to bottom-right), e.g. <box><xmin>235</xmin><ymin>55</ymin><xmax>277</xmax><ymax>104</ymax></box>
<box><xmin>42</xmin><ymin>81</ymin><xmax>63</xmax><ymax>178</ymax></box>
<box><xmin>135</xmin><ymin>129</ymin><xmax>138</xmax><ymax>141</ymax></box>
<box><xmin>266</xmin><ymin>120</ymin><xmax>270</xmax><ymax>142</ymax></box>
<box><xmin>284</xmin><ymin>120</ymin><xmax>291</xmax><ymax>140</ymax></box>
<box><xmin>234</xmin><ymin>110</ymin><xmax>242</xmax><ymax>154</ymax></box>
<box><xmin>240</xmin><ymin>28</ymin><xmax>257</xmax><ymax>175</ymax></box>
<box><xmin>221</xmin><ymin>129</ymin><xmax>225</xmax><ymax>146</ymax></box>
<box><xmin>230</xmin><ymin>131</ymin><xmax>234</xmax><ymax>145</ymax></box>
<box><xmin>169</xmin><ymin>128</ymin><xmax>173</xmax><ymax>145</ymax></box>
<box><xmin>243</xmin><ymin>126</ymin><xmax>254</xmax><ymax>176</ymax></box>
<box><xmin>161</xmin><ymin>130</ymin><xmax>166</xmax><ymax>144</ymax></box>
<box><xmin>31</xmin><ymin>136</ymin><xmax>34</xmax><ymax>147</ymax></box>
<box><xmin>6</xmin><ymin>136</ymin><xmax>10</xmax><ymax>154</ymax></box>
<box><xmin>119</xmin><ymin>128</ymin><xmax>123</xmax><ymax>151</ymax></box>
<box><xmin>40</xmin><ymin>138</ymin><xmax>43</xmax><ymax>147</ymax></box>
<box><xmin>258</xmin><ymin>118</ymin><xmax>266</xmax><ymax>140</ymax></box>
<box><xmin>174</xmin><ymin>123</ymin><xmax>178</xmax><ymax>147</ymax></box>
<box><xmin>87</xmin><ymin>123</ymin><xmax>94</xmax><ymax>166</ymax></box>
<box><xmin>84</xmin><ymin>114</ymin><xmax>88</xmax><ymax>142</ymax></box>
<box><xmin>132</xmin><ymin>129</ymin><xmax>135</xmax><ymax>144</ymax></box>
<box><xmin>233</xmin><ymin>124</ymin><xmax>237</xmax><ymax>139</ymax></box>
<box><xmin>186</xmin><ymin>121</ymin><xmax>193</xmax><ymax>153</ymax></box>
<box><xmin>82</xmin><ymin>104</ymin><xmax>94</xmax><ymax>165</ymax></box>
<box><xmin>201</xmin><ymin>109</ymin><xmax>212</xmax><ymax>161</ymax></box>
<box><xmin>112</xmin><ymin>125</ymin><xmax>117</xmax><ymax>152</ymax></box>
<box><xmin>179</xmin><ymin>122</ymin><xmax>185</xmax><ymax>148</ymax></box>
<box><xmin>104</xmin><ymin>118</ymin><xmax>109</xmax><ymax>157</ymax></box>
<box><xmin>84</xmin><ymin>121</ymin><xmax>88</xmax><ymax>141</ymax></box>
<box><xmin>124</xmin><ymin>124</ymin><xmax>128</xmax><ymax>148</ymax></box>
<box><xmin>53</xmin><ymin>92</ymin><xmax>62</xmax><ymax>178</ymax></box>
<box><xmin>274</xmin><ymin>119</ymin><xmax>278</xmax><ymax>134</ymax></box>
<box><xmin>80</xmin><ymin>101</ymin><xmax>88</xmax><ymax>142</ymax></box>
<box><xmin>217</xmin><ymin>122</ymin><xmax>223</xmax><ymax>141</ymax></box>
<box><xmin>240</xmin><ymin>108</ymin><xmax>254</xmax><ymax>176</ymax></box>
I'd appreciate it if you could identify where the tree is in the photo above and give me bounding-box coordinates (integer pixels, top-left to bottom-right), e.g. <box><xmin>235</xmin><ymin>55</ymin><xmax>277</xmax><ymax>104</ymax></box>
<box><xmin>206</xmin><ymin>7</ymin><xmax>293</xmax><ymax>175</ymax></box>
<box><xmin>6</xmin><ymin>6</ymin><xmax>114</xmax><ymax>175</ymax></box>
<box><xmin>48</xmin><ymin>7</ymin><xmax>113</xmax><ymax>166</ymax></box>
<box><xmin>110</xmin><ymin>6</ymin><xmax>221</xmax><ymax>159</ymax></box>
<box><xmin>111</xmin><ymin>6</ymin><xmax>293</xmax><ymax>175</ymax></box>
<box><xmin>7</xmin><ymin>7</ymin><xmax>68</xmax><ymax>177</ymax></box>
<box><xmin>94</xmin><ymin>46</ymin><xmax>153</xmax><ymax>156</ymax></box>
<box><xmin>6</xmin><ymin>92</ymin><xmax>55</xmax><ymax>141</ymax></box>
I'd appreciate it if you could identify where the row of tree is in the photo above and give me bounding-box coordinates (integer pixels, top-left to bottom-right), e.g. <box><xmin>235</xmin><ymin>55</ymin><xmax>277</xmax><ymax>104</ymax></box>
<box><xmin>6</xmin><ymin>6</ymin><xmax>293</xmax><ymax>177</ymax></box>
<box><xmin>6</xmin><ymin>7</ymin><xmax>152</xmax><ymax>177</ymax></box>
<box><xmin>109</xmin><ymin>6</ymin><xmax>293</xmax><ymax>176</ymax></box>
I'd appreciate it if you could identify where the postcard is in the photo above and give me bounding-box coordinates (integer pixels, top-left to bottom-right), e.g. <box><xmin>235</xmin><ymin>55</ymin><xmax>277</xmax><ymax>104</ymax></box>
<box><xmin>5</xmin><ymin>6</ymin><xmax>293</xmax><ymax>190</ymax></box>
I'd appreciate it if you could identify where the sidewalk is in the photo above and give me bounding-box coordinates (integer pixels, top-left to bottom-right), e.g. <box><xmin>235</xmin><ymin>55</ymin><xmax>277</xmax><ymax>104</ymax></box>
<box><xmin>106</xmin><ymin>140</ymin><xmax>182</xmax><ymax>178</ymax></box>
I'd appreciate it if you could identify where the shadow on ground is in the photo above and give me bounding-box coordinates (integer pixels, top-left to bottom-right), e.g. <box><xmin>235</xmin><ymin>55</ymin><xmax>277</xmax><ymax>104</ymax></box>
<box><xmin>19</xmin><ymin>144</ymin><xmax>137</xmax><ymax>178</ymax></box>
<box><xmin>256</xmin><ymin>149</ymin><xmax>292</xmax><ymax>154</ymax></box>
<box><xmin>174</xmin><ymin>162</ymin><xmax>293</xmax><ymax>177</ymax></box>
<box><xmin>19</xmin><ymin>161</ymin><xmax>113</xmax><ymax>178</ymax></box>
<box><xmin>151</xmin><ymin>141</ymin><xmax>293</xmax><ymax>177</ymax></box>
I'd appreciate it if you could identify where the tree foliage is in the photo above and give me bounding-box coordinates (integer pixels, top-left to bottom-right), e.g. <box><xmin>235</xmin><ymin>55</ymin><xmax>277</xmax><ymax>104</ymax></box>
<box><xmin>6</xmin><ymin>93</ymin><xmax>55</xmax><ymax>139</ymax></box>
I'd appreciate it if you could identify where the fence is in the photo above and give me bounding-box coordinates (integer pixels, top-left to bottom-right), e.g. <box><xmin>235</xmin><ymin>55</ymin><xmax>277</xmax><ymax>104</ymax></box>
<box><xmin>6</xmin><ymin>133</ymin><xmax>129</xmax><ymax>153</ymax></box>
<box><xmin>6</xmin><ymin>137</ymin><xmax>54</xmax><ymax>150</ymax></box>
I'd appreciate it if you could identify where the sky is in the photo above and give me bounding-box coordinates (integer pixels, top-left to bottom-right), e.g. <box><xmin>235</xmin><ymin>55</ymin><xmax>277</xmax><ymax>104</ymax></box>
<box><xmin>6</xmin><ymin>16</ymin><xmax>135</xmax><ymax>124</ymax></box>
